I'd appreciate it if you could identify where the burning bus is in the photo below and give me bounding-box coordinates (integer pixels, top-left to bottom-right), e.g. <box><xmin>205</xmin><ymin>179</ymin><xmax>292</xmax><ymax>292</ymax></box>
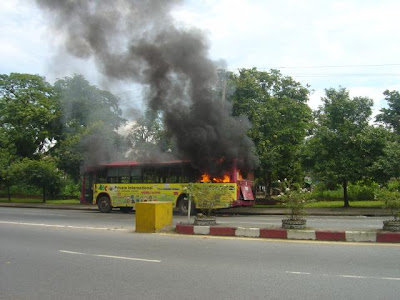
<box><xmin>81</xmin><ymin>160</ymin><xmax>254</xmax><ymax>214</ymax></box>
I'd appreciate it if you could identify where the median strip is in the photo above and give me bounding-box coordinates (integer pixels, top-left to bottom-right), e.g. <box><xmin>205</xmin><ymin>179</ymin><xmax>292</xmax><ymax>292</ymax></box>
<box><xmin>175</xmin><ymin>224</ymin><xmax>400</xmax><ymax>243</ymax></box>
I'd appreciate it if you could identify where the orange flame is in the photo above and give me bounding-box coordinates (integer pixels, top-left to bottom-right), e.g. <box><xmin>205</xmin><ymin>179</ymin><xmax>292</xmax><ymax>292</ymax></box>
<box><xmin>237</xmin><ymin>170</ymin><xmax>243</xmax><ymax>180</ymax></box>
<box><xmin>201</xmin><ymin>174</ymin><xmax>211</xmax><ymax>182</ymax></box>
<box><xmin>200</xmin><ymin>173</ymin><xmax>230</xmax><ymax>183</ymax></box>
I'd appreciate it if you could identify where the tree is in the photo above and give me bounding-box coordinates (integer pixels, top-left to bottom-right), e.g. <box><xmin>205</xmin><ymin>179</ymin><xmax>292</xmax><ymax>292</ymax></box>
<box><xmin>127</xmin><ymin>109</ymin><xmax>173</xmax><ymax>161</ymax></box>
<box><xmin>371</xmin><ymin>139</ymin><xmax>400</xmax><ymax>182</ymax></box>
<box><xmin>227</xmin><ymin>68</ymin><xmax>312</xmax><ymax>195</ymax></box>
<box><xmin>0</xmin><ymin>129</ymin><xmax>17</xmax><ymax>201</ymax></box>
<box><xmin>376</xmin><ymin>90</ymin><xmax>400</xmax><ymax>134</ymax></box>
<box><xmin>303</xmin><ymin>87</ymin><xmax>386</xmax><ymax>207</ymax></box>
<box><xmin>0</xmin><ymin>73</ymin><xmax>60</xmax><ymax>158</ymax></box>
<box><xmin>52</xmin><ymin>75</ymin><xmax>126</xmax><ymax>181</ymax></box>
<box><xmin>53</xmin><ymin>74</ymin><xmax>124</xmax><ymax>131</ymax></box>
<box><xmin>9</xmin><ymin>158</ymin><xmax>62</xmax><ymax>202</ymax></box>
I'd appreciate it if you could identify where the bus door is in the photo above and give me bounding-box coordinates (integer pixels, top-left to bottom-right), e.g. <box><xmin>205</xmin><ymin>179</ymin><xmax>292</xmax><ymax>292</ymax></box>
<box><xmin>81</xmin><ymin>174</ymin><xmax>94</xmax><ymax>204</ymax></box>
<box><xmin>238</xmin><ymin>180</ymin><xmax>254</xmax><ymax>200</ymax></box>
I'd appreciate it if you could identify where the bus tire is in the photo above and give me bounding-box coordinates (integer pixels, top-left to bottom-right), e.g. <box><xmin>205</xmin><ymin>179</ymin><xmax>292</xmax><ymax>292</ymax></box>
<box><xmin>98</xmin><ymin>196</ymin><xmax>112</xmax><ymax>213</ymax></box>
<box><xmin>120</xmin><ymin>207</ymin><xmax>133</xmax><ymax>213</ymax></box>
<box><xmin>178</xmin><ymin>195</ymin><xmax>195</xmax><ymax>216</ymax></box>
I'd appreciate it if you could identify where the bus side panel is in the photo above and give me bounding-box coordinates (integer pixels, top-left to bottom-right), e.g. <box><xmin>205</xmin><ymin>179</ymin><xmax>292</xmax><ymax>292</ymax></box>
<box><xmin>93</xmin><ymin>183</ymin><xmax>185</xmax><ymax>208</ymax></box>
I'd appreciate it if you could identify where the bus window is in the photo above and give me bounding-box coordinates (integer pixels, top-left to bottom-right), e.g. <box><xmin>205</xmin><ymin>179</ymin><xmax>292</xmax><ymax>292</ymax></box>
<box><xmin>119</xmin><ymin>167</ymin><xmax>130</xmax><ymax>183</ymax></box>
<box><xmin>107</xmin><ymin>167</ymin><xmax>119</xmax><ymax>183</ymax></box>
<box><xmin>96</xmin><ymin>168</ymin><xmax>107</xmax><ymax>183</ymax></box>
<box><xmin>156</xmin><ymin>166</ymin><xmax>169</xmax><ymax>183</ymax></box>
<box><xmin>143</xmin><ymin>167</ymin><xmax>156</xmax><ymax>183</ymax></box>
<box><xmin>168</xmin><ymin>166</ymin><xmax>183</xmax><ymax>183</ymax></box>
<box><xmin>130</xmin><ymin>166</ymin><xmax>142</xmax><ymax>183</ymax></box>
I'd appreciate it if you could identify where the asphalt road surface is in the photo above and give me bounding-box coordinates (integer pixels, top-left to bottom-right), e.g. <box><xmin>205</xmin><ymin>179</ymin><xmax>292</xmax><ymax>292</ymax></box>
<box><xmin>1</xmin><ymin>207</ymin><xmax>400</xmax><ymax>299</ymax></box>
<box><xmin>0</xmin><ymin>207</ymin><xmax>391</xmax><ymax>231</ymax></box>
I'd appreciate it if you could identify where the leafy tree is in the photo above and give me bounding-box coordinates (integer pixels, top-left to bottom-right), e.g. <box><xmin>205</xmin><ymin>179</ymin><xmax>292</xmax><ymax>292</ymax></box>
<box><xmin>52</xmin><ymin>75</ymin><xmax>126</xmax><ymax>181</ymax></box>
<box><xmin>303</xmin><ymin>87</ymin><xmax>386</xmax><ymax>207</ymax></box>
<box><xmin>371</xmin><ymin>139</ymin><xmax>400</xmax><ymax>182</ymax></box>
<box><xmin>227</xmin><ymin>68</ymin><xmax>312</xmax><ymax>195</ymax></box>
<box><xmin>0</xmin><ymin>73</ymin><xmax>60</xmax><ymax>158</ymax></box>
<box><xmin>9</xmin><ymin>158</ymin><xmax>62</xmax><ymax>202</ymax></box>
<box><xmin>54</xmin><ymin>74</ymin><xmax>124</xmax><ymax>132</ymax></box>
<box><xmin>376</xmin><ymin>90</ymin><xmax>400</xmax><ymax>134</ymax></box>
<box><xmin>127</xmin><ymin>109</ymin><xmax>173</xmax><ymax>161</ymax></box>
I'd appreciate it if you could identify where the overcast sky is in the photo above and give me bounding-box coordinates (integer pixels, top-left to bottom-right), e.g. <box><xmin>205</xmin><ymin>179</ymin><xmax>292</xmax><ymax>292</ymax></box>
<box><xmin>1</xmin><ymin>0</ymin><xmax>400</xmax><ymax>116</ymax></box>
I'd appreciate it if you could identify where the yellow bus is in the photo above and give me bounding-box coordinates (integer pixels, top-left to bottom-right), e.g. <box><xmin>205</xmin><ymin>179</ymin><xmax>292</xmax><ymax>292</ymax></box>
<box><xmin>81</xmin><ymin>160</ymin><xmax>255</xmax><ymax>214</ymax></box>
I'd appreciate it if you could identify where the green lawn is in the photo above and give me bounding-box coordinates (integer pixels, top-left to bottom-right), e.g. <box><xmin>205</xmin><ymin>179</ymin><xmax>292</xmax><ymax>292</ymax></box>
<box><xmin>0</xmin><ymin>198</ymin><xmax>80</xmax><ymax>204</ymax></box>
<box><xmin>255</xmin><ymin>200</ymin><xmax>384</xmax><ymax>209</ymax></box>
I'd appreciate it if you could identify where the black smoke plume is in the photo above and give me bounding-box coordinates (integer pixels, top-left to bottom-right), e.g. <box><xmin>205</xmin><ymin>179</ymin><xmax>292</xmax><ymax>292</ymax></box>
<box><xmin>35</xmin><ymin>0</ymin><xmax>258</xmax><ymax>175</ymax></box>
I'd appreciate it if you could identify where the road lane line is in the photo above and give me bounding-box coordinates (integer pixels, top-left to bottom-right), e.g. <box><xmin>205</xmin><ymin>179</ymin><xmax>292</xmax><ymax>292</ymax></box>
<box><xmin>59</xmin><ymin>250</ymin><xmax>85</xmax><ymax>255</ymax></box>
<box><xmin>0</xmin><ymin>220</ymin><xmax>128</xmax><ymax>231</ymax></box>
<box><xmin>338</xmin><ymin>275</ymin><xmax>400</xmax><ymax>281</ymax></box>
<box><xmin>284</xmin><ymin>271</ymin><xmax>400</xmax><ymax>281</ymax></box>
<box><xmin>59</xmin><ymin>250</ymin><xmax>161</xmax><ymax>263</ymax></box>
<box><xmin>95</xmin><ymin>254</ymin><xmax>161</xmax><ymax>263</ymax></box>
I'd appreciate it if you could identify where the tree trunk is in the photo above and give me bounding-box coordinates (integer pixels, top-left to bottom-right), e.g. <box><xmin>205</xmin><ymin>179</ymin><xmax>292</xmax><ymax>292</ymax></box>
<box><xmin>42</xmin><ymin>186</ymin><xmax>46</xmax><ymax>203</ymax></box>
<box><xmin>342</xmin><ymin>180</ymin><xmax>349</xmax><ymax>207</ymax></box>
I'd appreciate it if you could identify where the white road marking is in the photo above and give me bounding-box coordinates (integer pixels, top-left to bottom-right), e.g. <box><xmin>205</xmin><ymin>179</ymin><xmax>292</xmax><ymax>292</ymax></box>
<box><xmin>338</xmin><ymin>275</ymin><xmax>400</xmax><ymax>281</ymax></box>
<box><xmin>286</xmin><ymin>271</ymin><xmax>400</xmax><ymax>281</ymax></box>
<box><xmin>59</xmin><ymin>250</ymin><xmax>161</xmax><ymax>263</ymax></box>
<box><xmin>0</xmin><ymin>221</ymin><xmax>128</xmax><ymax>231</ymax></box>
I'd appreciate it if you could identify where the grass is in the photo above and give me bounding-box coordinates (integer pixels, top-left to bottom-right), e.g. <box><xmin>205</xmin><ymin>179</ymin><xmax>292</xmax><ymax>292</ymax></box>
<box><xmin>1</xmin><ymin>197</ymin><xmax>384</xmax><ymax>208</ymax></box>
<box><xmin>255</xmin><ymin>200</ymin><xmax>385</xmax><ymax>209</ymax></box>
<box><xmin>0</xmin><ymin>198</ymin><xmax>81</xmax><ymax>204</ymax></box>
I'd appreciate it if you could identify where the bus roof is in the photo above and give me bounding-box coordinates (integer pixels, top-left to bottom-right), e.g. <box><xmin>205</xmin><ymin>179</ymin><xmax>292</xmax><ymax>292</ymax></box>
<box><xmin>97</xmin><ymin>160</ymin><xmax>190</xmax><ymax>167</ymax></box>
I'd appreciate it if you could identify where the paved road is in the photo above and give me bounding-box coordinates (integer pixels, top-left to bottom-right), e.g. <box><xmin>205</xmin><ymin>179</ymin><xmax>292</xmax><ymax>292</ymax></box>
<box><xmin>1</xmin><ymin>214</ymin><xmax>399</xmax><ymax>300</ymax></box>
<box><xmin>0</xmin><ymin>207</ymin><xmax>389</xmax><ymax>231</ymax></box>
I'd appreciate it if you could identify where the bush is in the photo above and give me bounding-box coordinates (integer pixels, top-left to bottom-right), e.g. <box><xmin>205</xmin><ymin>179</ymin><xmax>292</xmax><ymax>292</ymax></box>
<box><xmin>310</xmin><ymin>181</ymin><xmax>379</xmax><ymax>201</ymax></box>
<box><xmin>348</xmin><ymin>181</ymin><xmax>379</xmax><ymax>201</ymax></box>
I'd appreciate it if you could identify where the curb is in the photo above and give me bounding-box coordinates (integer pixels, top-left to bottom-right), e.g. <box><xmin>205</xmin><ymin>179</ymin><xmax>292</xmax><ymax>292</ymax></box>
<box><xmin>176</xmin><ymin>224</ymin><xmax>400</xmax><ymax>243</ymax></box>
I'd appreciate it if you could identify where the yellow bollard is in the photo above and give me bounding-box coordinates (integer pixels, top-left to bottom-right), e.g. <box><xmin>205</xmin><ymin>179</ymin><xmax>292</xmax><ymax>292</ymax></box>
<box><xmin>135</xmin><ymin>202</ymin><xmax>173</xmax><ymax>233</ymax></box>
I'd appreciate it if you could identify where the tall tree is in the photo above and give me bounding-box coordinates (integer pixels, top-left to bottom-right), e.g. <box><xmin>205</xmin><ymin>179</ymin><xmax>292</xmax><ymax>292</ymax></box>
<box><xmin>0</xmin><ymin>128</ymin><xmax>17</xmax><ymax>201</ymax></box>
<box><xmin>227</xmin><ymin>68</ymin><xmax>312</xmax><ymax>195</ymax></box>
<box><xmin>0</xmin><ymin>73</ymin><xmax>60</xmax><ymax>158</ymax></box>
<box><xmin>376</xmin><ymin>90</ymin><xmax>400</xmax><ymax>134</ymax></box>
<box><xmin>127</xmin><ymin>109</ymin><xmax>172</xmax><ymax>161</ymax></box>
<box><xmin>303</xmin><ymin>87</ymin><xmax>386</xmax><ymax>207</ymax></box>
<box><xmin>52</xmin><ymin>75</ymin><xmax>126</xmax><ymax>181</ymax></box>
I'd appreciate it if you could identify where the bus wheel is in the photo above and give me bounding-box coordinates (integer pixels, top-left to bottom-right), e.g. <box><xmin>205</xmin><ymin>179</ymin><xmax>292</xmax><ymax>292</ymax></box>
<box><xmin>120</xmin><ymin>207</ymin><xmax>133</xmax><ymax>213</ymax></box>
<box><xmin>178</xmin><ymin>196</ymin><xmax>195</xmax><ymax>215</ymax></box>
<box><xmin>98</xmin><ymin>196</ymin><xmax>112</xmax><ymax>213</ymax></box>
